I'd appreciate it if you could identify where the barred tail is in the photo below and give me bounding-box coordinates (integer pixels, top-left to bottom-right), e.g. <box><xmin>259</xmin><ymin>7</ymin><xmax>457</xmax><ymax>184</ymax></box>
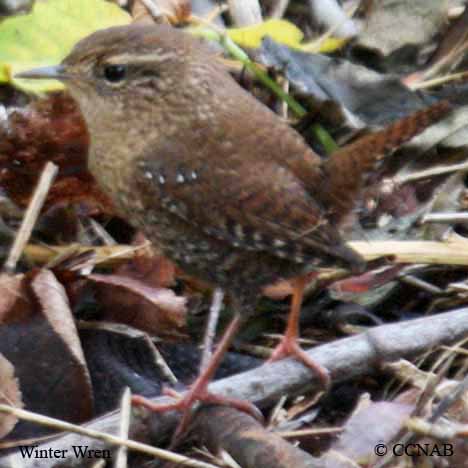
<box><xmin>320</xmin><ymin>100</ymin><xmax>452</xmax><ymax>224</ymax></box>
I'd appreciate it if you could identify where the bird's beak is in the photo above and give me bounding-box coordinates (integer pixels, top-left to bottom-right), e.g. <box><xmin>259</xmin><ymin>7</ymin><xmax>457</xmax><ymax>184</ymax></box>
<box><xmin>15</xmin><ymin>65</ymin><xmax>67</xmax><ymax>80</ymax></box>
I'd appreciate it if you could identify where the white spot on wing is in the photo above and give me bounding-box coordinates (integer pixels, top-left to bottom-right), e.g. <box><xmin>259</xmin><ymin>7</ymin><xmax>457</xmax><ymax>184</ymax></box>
<box><xmin>274</xmin><ymin>239</ymin><xmax>286</xmax><ymax>247</ymax></box>
<box><xmin>234</xmin><ymin>224</ymin><xmax>244</xmax><ymax>239</ymax></box>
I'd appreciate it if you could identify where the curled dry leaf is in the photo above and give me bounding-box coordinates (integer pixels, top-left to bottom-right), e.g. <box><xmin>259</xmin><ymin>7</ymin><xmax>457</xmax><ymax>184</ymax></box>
<box><xmin>31</xmin><ymin>269</ymin><xmax>90</xmax><ymax>380</ymax></box>
<box><xmin>112</xmin><ymin>250</ymin><xmax>177</xmax><ymax>289</ymax></box>
<box><xmin>330</xmin><ymin>398</ymin><xmax>413</xmax><ymax>465</ymax></box>
<box><xmin>88</xmin><ymin>273</ymin><xmax>187</xmax><ymax>336</ymax></box>
<box><xmin>0</xmin><ymin>273</ymin><xmax>29</xmax><ymax>323</ymax></box>
<box><xmin>0</xmin><ymin>93</ymin><xmax>113</xmax><ymax>214</ymax></box>
<box><xmin>0</xmin><ymin>269</ymin><xmax>93</xmax><ymax>437</ymax></box>
<box><xmin>0</xmin><ymin>353</ymin><xmax>23</xmax><ymax>438</ymax></box>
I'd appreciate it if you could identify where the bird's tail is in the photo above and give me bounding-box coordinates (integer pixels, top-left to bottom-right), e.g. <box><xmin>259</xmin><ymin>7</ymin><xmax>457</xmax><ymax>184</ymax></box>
<box><xmin>319</xmin><ymin>100</ymin><xmax>452</xmax><ymax>224</ymax></box>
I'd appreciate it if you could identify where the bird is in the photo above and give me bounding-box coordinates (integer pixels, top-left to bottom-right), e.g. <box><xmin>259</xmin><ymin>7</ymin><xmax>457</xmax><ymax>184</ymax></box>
<box><xmin>17</xmin><ymin>24</ymin><xmax>451</xmax><ymax>441</ymax></box>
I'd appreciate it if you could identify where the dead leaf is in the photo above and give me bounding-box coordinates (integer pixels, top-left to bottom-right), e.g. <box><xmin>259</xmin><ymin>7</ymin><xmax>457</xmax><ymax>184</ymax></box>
<box><xmin>0</xmin><ymin>273</ymin><xmax>30</xmax><ymax>324</ymax></box>
<box><xmin>0</xmin><ymin>92</ymin><xmax>113</xmax><ymax>214</ymax></box>
<box><xmin>355</xmin><ymin>0</ymin><xmax>446</xmax><ymax>58</ymax></box>
<box><xmin>331</xmin><ymin>398</ymin><xmax>413</xmax><ymax>464</ymax></box>
<box><xmin>31</xmin><ymin>269</ymin><xmax>89</xmax><ymax>376</ymax></box>
<box><xmin>0</xmin><ymin>353</ymin><xmax>22</xmax><ymax>438</ymax></box>
<box><xmin>0</xmin><ymin>269</ymin><xmax>94</xmax><ymax>438</ymax></box>
<box><xmin>88</xmin><ymin>273</ymin><xmax>187</xmax><ymax>335</ymax></box>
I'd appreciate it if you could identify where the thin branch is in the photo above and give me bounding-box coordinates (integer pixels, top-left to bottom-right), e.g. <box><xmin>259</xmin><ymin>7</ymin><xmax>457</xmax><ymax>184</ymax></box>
<box><xmin>392</xmin><ymin>161</ymin><xmax>468</xmax><ymax>185</ymax></box>
<box><xmin>201</xmin><ymin>288</ymin><xmax>224</xmax><ymax>372</ymax></box>
<box><xmin>422</xmin><ymin>212</ymin><xmax>468</xmax><ymax>224</ymax></box>
<box><xmin>114</xmin><ymin>388</ymin><xmax>131</xmax><ymax>468</ymax></box>
<box><xmin>3</xmin><ymin>162</ymin><xmax>58</xmax><ymax>273</ymax></box>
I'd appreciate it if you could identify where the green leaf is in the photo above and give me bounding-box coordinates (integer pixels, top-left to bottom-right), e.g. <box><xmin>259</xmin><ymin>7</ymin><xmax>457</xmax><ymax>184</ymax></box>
<box><xmin>0</xmin><ymin>0</ymin><xmax>131</xmax><ymax>93</ymax></box>
<box><xmin>227</xmin><ymin>19</ymin><xmax>304</xmax><ymax>49</ymax></box>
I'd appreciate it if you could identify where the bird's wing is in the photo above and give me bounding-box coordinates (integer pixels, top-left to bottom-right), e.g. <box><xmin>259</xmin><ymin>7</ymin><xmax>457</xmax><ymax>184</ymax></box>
<box><xmin>136</xmin><ymin>136</ymin><xmax>362</xmax><ymax>270</ymax></box>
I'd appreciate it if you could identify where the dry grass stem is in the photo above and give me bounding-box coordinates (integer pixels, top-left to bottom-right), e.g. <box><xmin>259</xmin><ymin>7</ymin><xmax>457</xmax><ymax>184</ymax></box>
<box><xmin>0</xmin><ymin>404</ymin><xmax>219</xmax><ymax>468</ymax></box>
<box><xmin>114</xmin><ymin>388</ymin><xmax>131</xmax><ymax>468</ymax></box>
<box><xmin>4</xmin><ymin>162</ymin><xmax>58</xmax><ymax>273</ymax></box>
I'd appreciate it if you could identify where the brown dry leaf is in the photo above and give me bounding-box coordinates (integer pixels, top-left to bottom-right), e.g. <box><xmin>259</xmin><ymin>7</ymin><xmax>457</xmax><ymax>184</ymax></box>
<box><xmin>0</xmin><ymin>353</ymin><xmax>22</xmax><ymax>439</ymax></box>
<box><xmin>0</xmin><ymin>273</ymin><xmax>30</xmax><ymax>324</ymax></box>
<box><xmin>113</xmin><ymin>250</ymin><xmax>177</xmax><ymax>289</ymax></box>
<box><xmin>31</xmin><ymin>269</ymin><xmax>90</xmax><ymax>381</ymax></box>
<box><xmin>0</xmin><ymin>92</ymin><xmax>113</xmax><ymax>214</ymax></box>
<box><xmin>88</xmin><ymin>273</ymin><xmax>187</xmax><ymax>336</ymax></box>
<box><xmin>0</xmin><ymin>269</ymin><xmax>93</xmax><ymax>437</ymax></box>
<box><xmin>331</xmin><ymin>398</ymin><xmax>413</xmax><ymax>465</ymax></box>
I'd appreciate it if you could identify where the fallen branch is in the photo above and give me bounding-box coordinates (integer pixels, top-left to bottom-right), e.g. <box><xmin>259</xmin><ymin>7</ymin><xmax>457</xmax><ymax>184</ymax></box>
<box><xmin>1</xmin><ymin>307</ymin><xmax>467</xmax><ymax>467</ymax></box>
<box><xmin>193</xmin><ymin>406</ymin><xmax>323</xmax><ymax>468</ymax></box>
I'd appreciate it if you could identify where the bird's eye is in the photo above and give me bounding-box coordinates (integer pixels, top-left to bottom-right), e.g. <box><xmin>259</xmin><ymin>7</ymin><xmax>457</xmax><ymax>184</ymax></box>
<box><xmin>103</xmin><ymin>64</ymin><xmax>127</xmax><ymax>83</ymax></box>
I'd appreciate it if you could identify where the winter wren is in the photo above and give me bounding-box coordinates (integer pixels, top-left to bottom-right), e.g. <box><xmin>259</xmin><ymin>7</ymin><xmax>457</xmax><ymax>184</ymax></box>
<box><xmin>18</xmin><ymin>24</ymin><xmax>451</xmax><ymax>437</ymax></box>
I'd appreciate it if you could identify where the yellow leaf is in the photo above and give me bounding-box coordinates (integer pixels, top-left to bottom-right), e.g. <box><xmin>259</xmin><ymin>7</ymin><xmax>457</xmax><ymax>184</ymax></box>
<box><xmin>301</xmin><ymin>36</ymin><xmax>350</xmax><ymax>53</ymax></box>
<box><xmin>227</xmin><ymin>19</ymin><xmax>304</xmax><ymax>49</ymax></box>
<box><xmin>1</xmin><ymin>0</ymin><xmax>131</xmax><ymax>93</ymax></box>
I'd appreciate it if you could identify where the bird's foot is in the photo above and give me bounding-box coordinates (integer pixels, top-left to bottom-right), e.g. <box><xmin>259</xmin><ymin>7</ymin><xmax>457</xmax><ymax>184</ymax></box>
<box><xmin>132</xmin><ymin>382</ymin><xmax>261</xmax><ymax>446</ymax></box>
<box><xmin>267</xmin><ymin>336</ymin><xmax>331</xmax><ymax>390</ymax></box>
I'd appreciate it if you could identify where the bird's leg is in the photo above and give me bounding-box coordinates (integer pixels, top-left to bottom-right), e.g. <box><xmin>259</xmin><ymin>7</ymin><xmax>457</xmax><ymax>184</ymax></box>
<box><xmin>268</xmin><ymin>275</ymin><xmax>331</xmax><ymax>389</ymax></box>
<box><xmin>132</xmin><ymin>313</ymin><xmax>260</xmax><ymax>445</ymax></box>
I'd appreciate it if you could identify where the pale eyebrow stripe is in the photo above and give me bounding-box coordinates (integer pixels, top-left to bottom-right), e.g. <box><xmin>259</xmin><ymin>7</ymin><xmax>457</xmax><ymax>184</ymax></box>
<box><xmin>105</xmin><ymin>51</ymin><xmax>178</xmax><ymax>65</ymax></box>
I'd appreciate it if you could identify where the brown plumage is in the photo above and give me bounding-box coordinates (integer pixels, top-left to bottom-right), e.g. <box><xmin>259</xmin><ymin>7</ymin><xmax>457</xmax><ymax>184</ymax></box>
<box><xmin>18</xmin><ymin>24</ymin><xmax>451</xmax><ymax>441</ymax></box>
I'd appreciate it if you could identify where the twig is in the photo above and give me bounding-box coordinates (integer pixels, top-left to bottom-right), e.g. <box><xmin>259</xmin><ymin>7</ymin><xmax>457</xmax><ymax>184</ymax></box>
<box><xmin>77</xmin><ymin>320</ymin><xmax>178</xmax><ymax>385</ymax></box>
<box><xmin>303</xmin><ymin>0</ymin><xmax>360</xmax><ymax>51</ymax></box>
<box><xmin>398</xmin><ymin>275</ymin><xmax>444</xmax><ymax>295</ymax></box>
<box><xmin>227</xmin><ymin>0</ymin><xmax>262</xmax><ymax>26</ymax></box>
<box><xmin>3</xmin><ymin>162</ymin><xmax>58</xmax><ymax>273</ymax></box>
<box><xmin>201</xmin><ymin>288</ymin><xmax>224</xmax><ymax>372</ymax></box>
<box><xmin>114</xmin><ymin>388</ymin><xmax>131</xmax><ymax>468</ymax></box>
<box><xmin>410</xmin><ymin>70</ymin><xmax>468</xmax><ymax>90</ymax></box>
<box><xmin>422</xmin><ymin>212</ymin><xmax>468</xmax><ymax>224</ymax></box>
<box><xmin>146</xmin><ymin>335</ymin><xmax>178</xmax><ymax>385</ymax></box>
<box><xmin>269</xmin><ymin>0</ymin><xmax>290</xmax><ymax>19</ymax></box>
<box><xmin>350</xmin><ymin>240</ymin><xmax>468</xmax><ymax>266</ymax></box>
<box><xmin>22</xmin><ymin>243</ymin><xmax>147</xmax><ymax>267</ymax></box>
<box><xmin>139</xmin><ymin>0</ymin><xmax>162</xmax><ymax>18</ymax></box>
<box><xmin>392</xmin><ymin>161</ymin><xmax>468</xmax><ymax>185</ymax></box>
